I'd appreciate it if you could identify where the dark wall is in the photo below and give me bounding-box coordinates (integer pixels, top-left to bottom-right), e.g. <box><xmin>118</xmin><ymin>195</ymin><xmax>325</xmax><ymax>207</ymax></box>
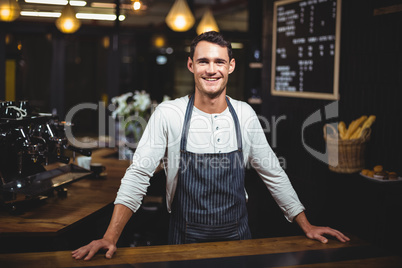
<box><xmin>254</xmin><ymin>0</ymin><xmax>402</xmax><ymax>251</ymax></box>
<box><xmin>261</xmin><ymin>0</ymin><xmax>401</xmax><ymax>192</ymax></box>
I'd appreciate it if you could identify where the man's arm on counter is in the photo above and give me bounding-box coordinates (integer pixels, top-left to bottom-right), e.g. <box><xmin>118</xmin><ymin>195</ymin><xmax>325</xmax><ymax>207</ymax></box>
<box><xmin>294</xmin><ymin>211</ymin><xmax>350</xmax><ymax>243</ymax></box>
<box><xmin>71</xmin><ymin>204</ymin><xmax>133</xmax><ymax>260</ymax></box>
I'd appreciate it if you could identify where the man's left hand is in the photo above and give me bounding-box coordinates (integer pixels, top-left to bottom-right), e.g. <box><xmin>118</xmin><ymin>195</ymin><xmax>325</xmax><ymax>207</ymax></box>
<box><xmin>304</xmin><ymin>225</ymin><xmax>350</xmax><ymax>243</ymax></box>
<box><xmin>294</xmin><ymin>211</ymin><xmax>350</xmax><ymax>243</ymax></box>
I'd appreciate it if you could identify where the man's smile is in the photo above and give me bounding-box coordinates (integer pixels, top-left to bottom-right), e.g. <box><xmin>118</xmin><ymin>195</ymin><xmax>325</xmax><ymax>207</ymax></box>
<box><xmin>203</xmin><ymin>77</ymin><xmax>220</xmax><ymax>81</ymax></box>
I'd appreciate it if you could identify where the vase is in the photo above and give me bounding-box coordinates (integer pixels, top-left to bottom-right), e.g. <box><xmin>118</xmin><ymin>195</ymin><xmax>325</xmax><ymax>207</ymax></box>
<box><xmin>115</xmin><ymin>120</ymin><xmax>144</xmax><ymax>161</ymax></box>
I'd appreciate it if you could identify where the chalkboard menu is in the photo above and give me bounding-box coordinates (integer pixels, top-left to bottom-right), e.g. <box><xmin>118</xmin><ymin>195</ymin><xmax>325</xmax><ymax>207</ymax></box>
<box><xmin>271</xmin><ymin>0</ymin><xmax>341</xmax><ymax>99</ymax></box>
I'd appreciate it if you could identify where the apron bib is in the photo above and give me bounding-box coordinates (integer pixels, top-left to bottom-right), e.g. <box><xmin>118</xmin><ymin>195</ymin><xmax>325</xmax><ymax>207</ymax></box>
<box><xmin>168</xmin><ymin>95</ymin><xmax>251</xmax><ymax>244</ymax></box>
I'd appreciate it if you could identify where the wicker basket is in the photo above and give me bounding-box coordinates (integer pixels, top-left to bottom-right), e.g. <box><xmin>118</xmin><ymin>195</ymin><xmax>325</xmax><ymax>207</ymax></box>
<box><xmin>323</xmin><ymin>124</ymin><xmax>371</xmax><ymax>173</ymax></box>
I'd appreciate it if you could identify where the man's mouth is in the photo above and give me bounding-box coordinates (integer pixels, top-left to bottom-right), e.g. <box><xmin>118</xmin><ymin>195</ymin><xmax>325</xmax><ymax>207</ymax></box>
<box><xmin>203</xmin><ymin>78</ymin><xmax>220</xmax><ymax>81</ymax></box>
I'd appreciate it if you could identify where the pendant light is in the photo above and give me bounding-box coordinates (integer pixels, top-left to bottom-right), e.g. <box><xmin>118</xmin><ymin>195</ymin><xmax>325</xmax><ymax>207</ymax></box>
<box><xmin>196</xmin><ymin>9</ymin><xmax>219</xmax><ymax>35</ymax></box>
<box><xmin>165</xmin><ymin>0</ymin><xmax>195</xmax><ymax>32</ymax></box>
<box><xmin>0</xmin><ymin>0</ymin><xmax>21</xmax><ymax>22</ymax></box>
<box><xmin>132</xmin><ymin>0</ymin><xmax>141</xmax><ymax>11</ymax></box>
<box><xmin>55</xmin><ymin>2</ymin><xmax>81</xmax><ymax>34</ymax></box>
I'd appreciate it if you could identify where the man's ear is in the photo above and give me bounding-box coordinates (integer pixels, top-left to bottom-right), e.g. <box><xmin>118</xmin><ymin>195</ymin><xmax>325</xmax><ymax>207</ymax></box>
<box><xmin>187</xmin><ymin>57</ymin><xmax>194</xmax><ymax>73</ymax></box>
<box><xmin>228</xmin><ymin>58</ymin><xmax>235</xmax><ymax>74</ymax></box>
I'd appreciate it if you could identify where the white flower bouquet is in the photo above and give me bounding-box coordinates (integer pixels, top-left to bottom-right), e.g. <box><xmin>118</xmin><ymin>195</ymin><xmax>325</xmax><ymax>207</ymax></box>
<box><xmin>110</xmin><ymin>91</ymin><xmax>171</xmax><ymax>155</ymax></box>
<box><xmin>111</xmin><ymin>90</ymin><xmax>152</xmax><ymax>119</ymax></box>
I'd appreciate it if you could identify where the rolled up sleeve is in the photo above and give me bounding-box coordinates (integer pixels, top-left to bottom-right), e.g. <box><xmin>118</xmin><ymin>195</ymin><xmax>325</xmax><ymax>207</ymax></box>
<box><xmin>114</xmin><ymin>107</ymin><xmax>168</xmax><ymax>213</ymax></box>
<box><xmin>246</xmin><ymin>111</ymin><xmax>305</xmax><ymax>222</ymax></box>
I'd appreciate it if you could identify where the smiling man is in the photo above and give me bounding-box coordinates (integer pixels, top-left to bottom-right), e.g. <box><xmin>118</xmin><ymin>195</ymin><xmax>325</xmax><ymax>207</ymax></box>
<box><xmin>189</xmin><ymin>38</ymin><xmax>235</xmax><ymax>110</ymax></box>
<box><xmin>72</xmin><ymin>31</ymin><xmax>349</xmax><ymax>261</ymax></box>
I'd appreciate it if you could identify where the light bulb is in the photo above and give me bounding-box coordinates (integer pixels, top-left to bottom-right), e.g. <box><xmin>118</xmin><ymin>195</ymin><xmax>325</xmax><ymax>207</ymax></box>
<box><xmin>63</xmin><ymin>19</ymin><xmax>74</xmax><ymax>31</ymax></box>
<box><xmin>1</xmin><ymin>9</ymin><xmax>10</xmax><ymax>17</ymax></box>
<box><xmin>174</xmin><ymin>15</ymin><xmax>186</xmax><ymax>29</ymax></box>
<box><xmin>133</xmin><ymin>0</ymin><xmax>141</xmax><ymax>11</ymax></box>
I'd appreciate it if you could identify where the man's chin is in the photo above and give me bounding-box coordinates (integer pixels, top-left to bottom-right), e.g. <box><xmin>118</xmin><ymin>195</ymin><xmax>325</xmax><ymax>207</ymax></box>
<box><xmin>203</xmin><ymin>89</ymin><xmax>226</xmax><ymax>99</ymax></box>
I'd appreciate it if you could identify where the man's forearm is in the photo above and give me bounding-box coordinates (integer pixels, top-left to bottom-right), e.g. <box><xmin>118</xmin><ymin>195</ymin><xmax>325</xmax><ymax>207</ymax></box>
<box><xmin>294</xmin><ymin>211</ymin><xmax>313</xmax><ymax>234</ymax></box>
<box><xmin>103</xmin><ymin>204</ymin><xmax>134</xmax><ymax>244</ymax></box>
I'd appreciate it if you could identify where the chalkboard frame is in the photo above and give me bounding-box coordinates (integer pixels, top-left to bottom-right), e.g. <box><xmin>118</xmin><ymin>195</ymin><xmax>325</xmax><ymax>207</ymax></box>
<box><xmin>270</xmin><ymin>0</ymin><xmax>342</xmax><ymax>100</ymax></box>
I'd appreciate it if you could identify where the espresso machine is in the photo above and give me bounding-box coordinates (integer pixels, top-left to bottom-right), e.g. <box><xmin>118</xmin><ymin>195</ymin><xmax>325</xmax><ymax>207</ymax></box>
<box><xmin>0</xmin><ymin>101</ymin><xmax>92</xmax><ymax>211</ymax></box>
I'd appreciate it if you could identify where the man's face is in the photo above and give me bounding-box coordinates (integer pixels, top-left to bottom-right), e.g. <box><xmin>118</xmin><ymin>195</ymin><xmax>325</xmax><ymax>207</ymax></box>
<box><xmin>187</xmin><ymin>41</ymin><xmax>235</xmax><ymax>98</ymax></box>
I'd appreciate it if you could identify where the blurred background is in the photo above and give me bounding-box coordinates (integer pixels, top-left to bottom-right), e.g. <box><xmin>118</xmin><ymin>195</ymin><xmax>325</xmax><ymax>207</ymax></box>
<box><xmin>1</xmin><ymin>0</ymin><xmax>402</xmax><ymax>254</ymax></box>
<box><xmin>1</xmin><ymin>0</ymin><xmax>262</xmax><ymax>137</ymax></box>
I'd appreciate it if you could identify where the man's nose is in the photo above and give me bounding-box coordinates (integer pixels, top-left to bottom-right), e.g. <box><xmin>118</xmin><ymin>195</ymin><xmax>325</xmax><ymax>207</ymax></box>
<box><xmin>206</xmin><ymin>62</ymin><xmax>217</xmax><ymax>73</ymax></box>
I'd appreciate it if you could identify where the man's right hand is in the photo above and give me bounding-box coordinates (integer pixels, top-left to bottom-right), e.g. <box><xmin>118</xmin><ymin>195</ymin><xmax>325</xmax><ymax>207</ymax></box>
<box><xmin>71</xmin><ymin>238</ymin><xmax>116</xmax><ymax>260</ymax></box>
<box><xmin>71</xmin><ymin>205</ymin><xmax>133</xmax><ymax>260</ymax></box>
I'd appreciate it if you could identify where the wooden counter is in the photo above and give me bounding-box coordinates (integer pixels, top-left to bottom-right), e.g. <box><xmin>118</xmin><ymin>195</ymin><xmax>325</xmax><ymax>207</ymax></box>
<box><xmin>1</xmin><ymin>149</ymin><xmax>401</xmax><ymax>267</ymax></box>
<box><xmin>0</xmin><ymin>235</ymin><xmax>401</xmax><ymax>267</ymax></box>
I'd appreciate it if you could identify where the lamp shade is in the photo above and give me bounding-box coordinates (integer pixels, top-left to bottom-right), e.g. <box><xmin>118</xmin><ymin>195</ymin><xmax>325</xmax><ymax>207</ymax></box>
<box><xmin>56</xmin><ymin>3</ymin><xmax>81</xmax><ymax>34</ymax></box>
<box><xmin>196</xmin><ymin>9</ymin><xmax>219</xmax><ymax>35</ymax></box>
<box><xmin>165</xmin><ymin>0</ymin><xmax>195</xmax><ymax>32</ymax></box>
<box><xmin>0</xmin><ymin>0</ymin><xmax>20</xmax><ymax>22</ymax></box>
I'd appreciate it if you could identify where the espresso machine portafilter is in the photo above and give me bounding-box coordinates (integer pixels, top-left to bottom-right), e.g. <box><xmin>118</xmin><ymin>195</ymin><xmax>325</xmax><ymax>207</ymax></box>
<box><xmin>0</xmin><ymin>101</ymin><xmax>92</xmax><ymax>210</ymax></box>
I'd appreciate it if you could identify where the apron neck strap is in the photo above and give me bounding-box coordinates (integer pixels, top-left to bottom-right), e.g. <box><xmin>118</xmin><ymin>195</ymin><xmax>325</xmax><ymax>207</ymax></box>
<box><xmin>180</xmin><ymin>94</ymin><xmax>242</xmax><ymax>152</ymax></box>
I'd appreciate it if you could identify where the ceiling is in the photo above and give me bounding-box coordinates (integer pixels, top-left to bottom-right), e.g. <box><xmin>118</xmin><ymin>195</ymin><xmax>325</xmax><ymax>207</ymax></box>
<box><xmin>16</xmin><ymin>0</ymin><xmax>249</xmax><ymax>32</ymax></box>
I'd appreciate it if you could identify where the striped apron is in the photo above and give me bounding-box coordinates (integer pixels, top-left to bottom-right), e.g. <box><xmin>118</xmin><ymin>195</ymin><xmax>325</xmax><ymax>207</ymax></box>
<box><xmin>168</xmin><ymin>95</ymin><xmax>252</xmax><ymax>244</ymax></box>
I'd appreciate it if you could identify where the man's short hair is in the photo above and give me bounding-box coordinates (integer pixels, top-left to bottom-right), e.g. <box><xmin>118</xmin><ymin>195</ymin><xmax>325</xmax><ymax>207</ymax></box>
<box><xmin>190</xmin><ymin>31</ymin><xmax>233</xmax><ymax>60</ymax></box>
